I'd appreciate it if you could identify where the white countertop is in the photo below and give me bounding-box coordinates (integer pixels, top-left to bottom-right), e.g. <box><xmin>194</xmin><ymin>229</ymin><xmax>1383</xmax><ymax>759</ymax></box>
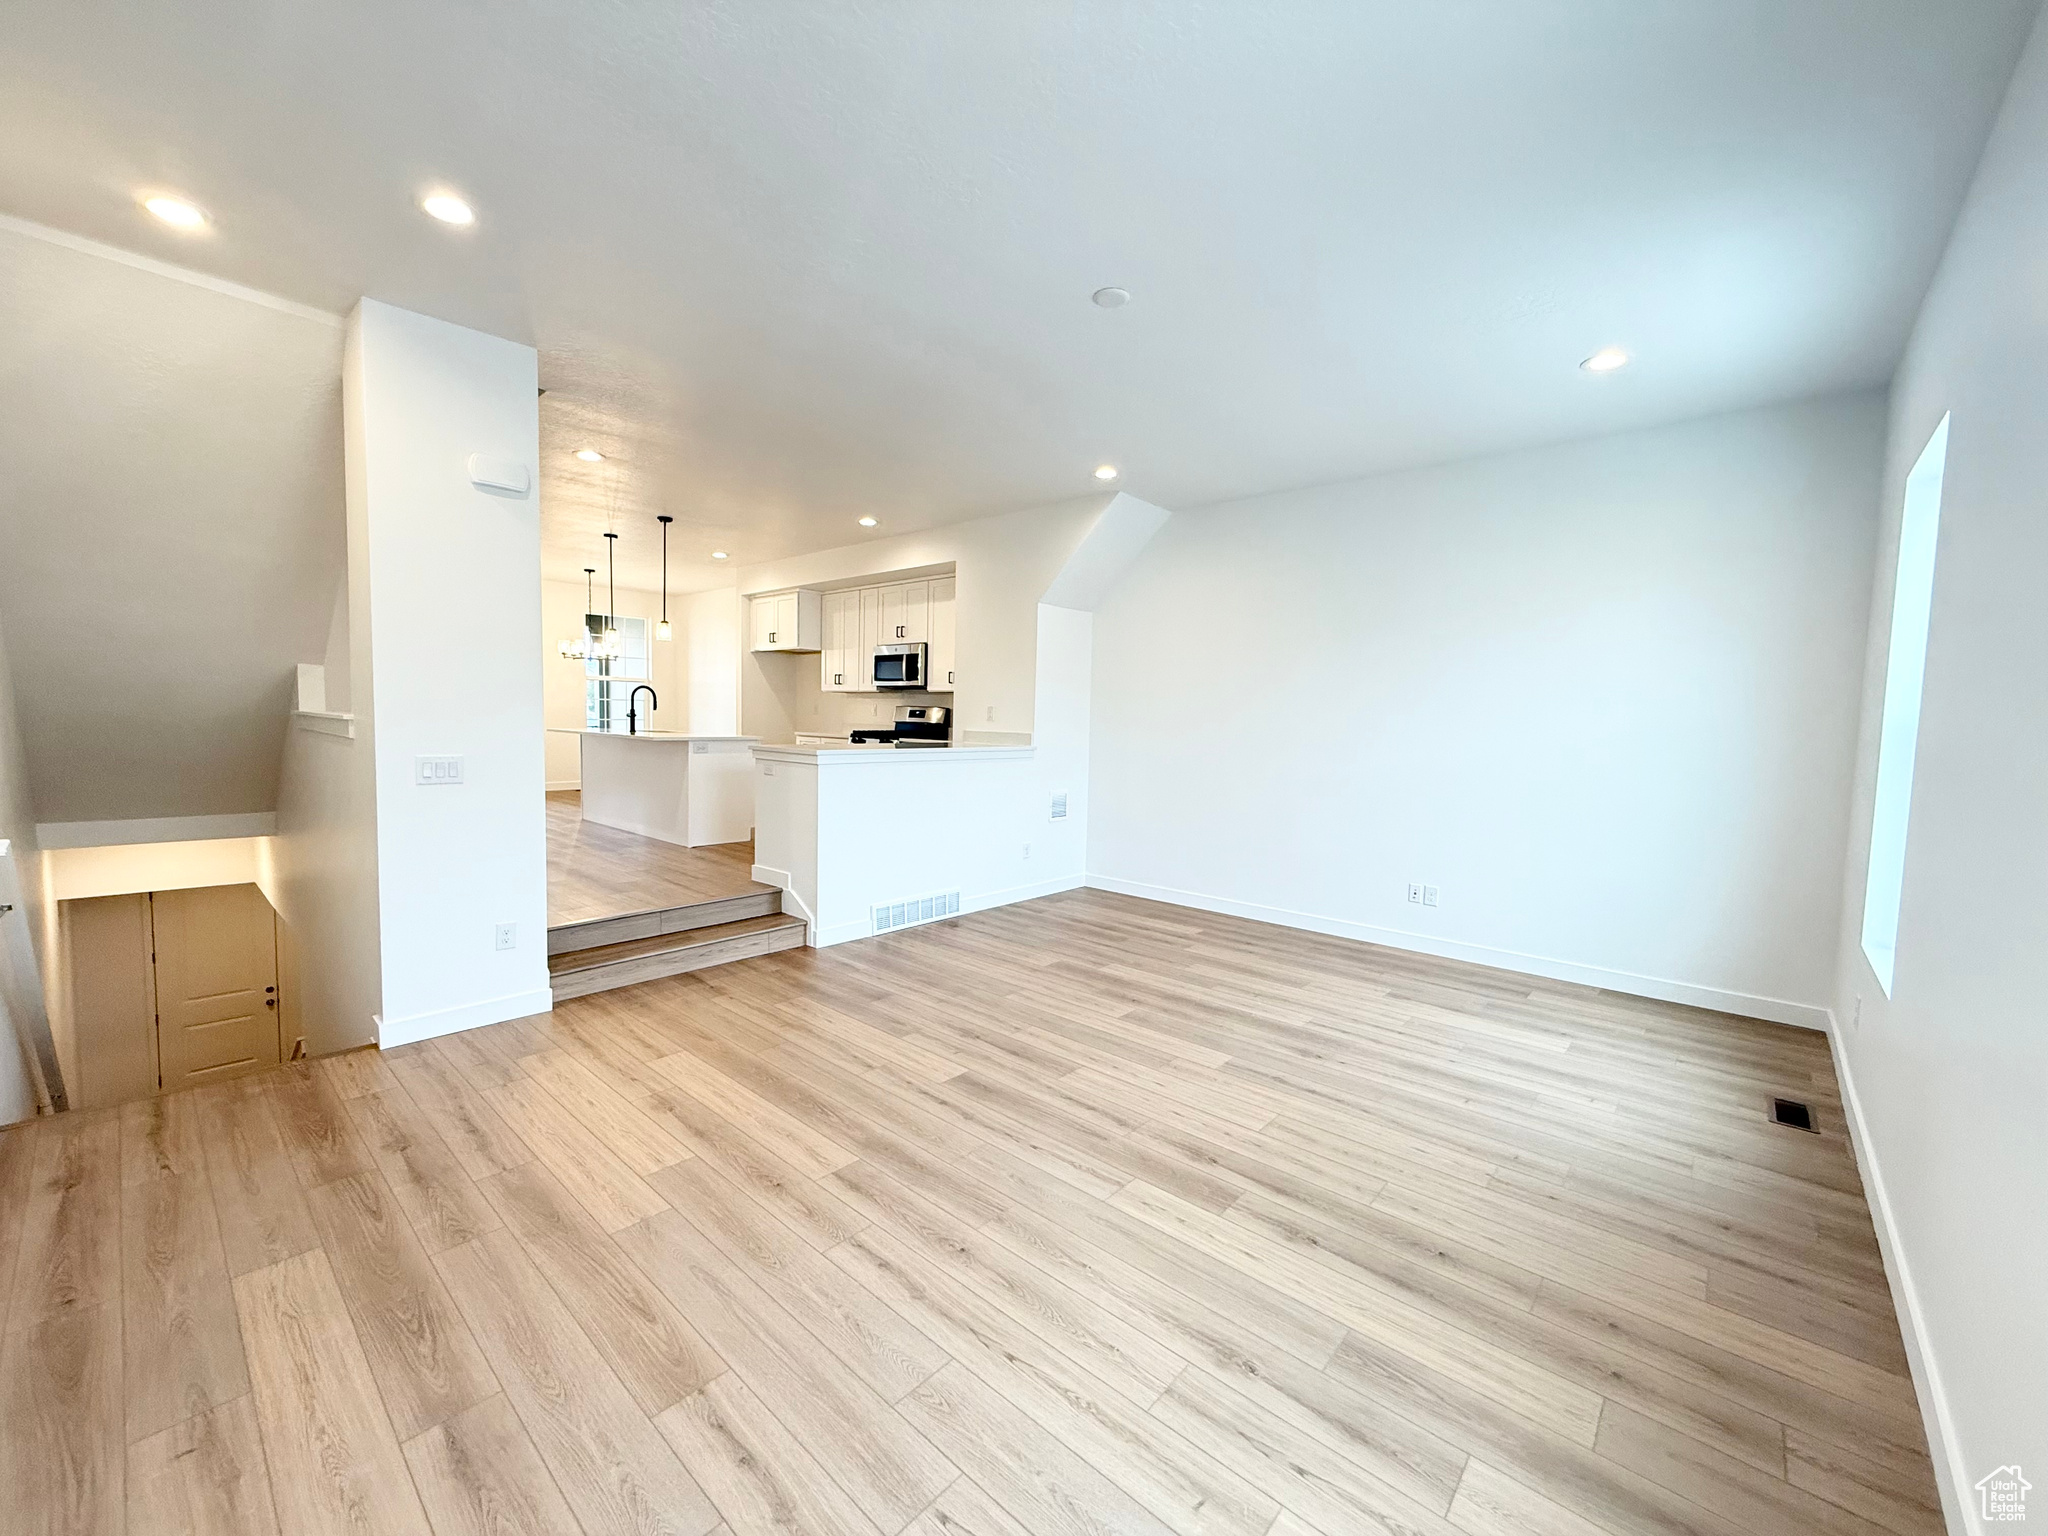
<box><xmin>550</xmin><ymin>730</ymin><xmax>758</xmax><ymax>742</ymax></box>
<box><xmin>752</xmin><ymin>741</ymin><xmax>1032</xmax><ymax>763</ymax></box>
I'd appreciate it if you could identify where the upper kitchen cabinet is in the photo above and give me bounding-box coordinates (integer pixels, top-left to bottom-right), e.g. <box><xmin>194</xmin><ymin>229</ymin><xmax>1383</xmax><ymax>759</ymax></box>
<box><xmin>877</xmin><ymin>580</ymin><xmax>929</xmax><ymax>644</ymax></box>
<box><xmin>820</xmin><ymin>588</ymin><xmax>863</xmax><ymax>691</ymax></box>
<box><xmin>929</xmin><ymin>577</ymin><xmax>956</xmax><ymax>690</ymax></box>
<box><xmin>815</xmin><ymin>572</ymin><xmax>956</xmax><ymax>692</ymax></box>
<box><xmin>749</xmin><ymin>588</ymin><xmax>823</xmax><ymax>652</ymax></box>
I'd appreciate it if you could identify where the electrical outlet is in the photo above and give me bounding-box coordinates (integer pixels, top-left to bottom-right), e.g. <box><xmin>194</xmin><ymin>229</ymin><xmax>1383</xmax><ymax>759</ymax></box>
<box><xmin>1022</xmin><ymin>842</ymin><xmax>1032</xmax><ymax>860</ymax></box>
<box><xmin>1851</xmin><ymin>995</ymin><xmax>1863</xmax><ymax>1033</ymax></box>
<box><xmin>1423</xmin><ymin>885</ymin><xmax>1439</xmax><ymax>907</ymax></box>
<box><xmin>494</xmin><ymin>923</ymin><xmax>516</xmax><ymax>951</ymax></box>
<box><xmin>1407</xmin><ymin>883</ymin><xmax>1422</xmax><ymax>904</ymax></box>
<box><xmin>986</xmin><ymin>705</ymin><xmax>996</xmax><ymax>722</ymax></box>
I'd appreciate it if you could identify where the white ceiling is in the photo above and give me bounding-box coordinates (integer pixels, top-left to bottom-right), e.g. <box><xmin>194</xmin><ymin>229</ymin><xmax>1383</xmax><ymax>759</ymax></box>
<box><xmin>0</xmin><ymin>0</ymin><xmax>2039</xmax><ymax>598</ymax></box>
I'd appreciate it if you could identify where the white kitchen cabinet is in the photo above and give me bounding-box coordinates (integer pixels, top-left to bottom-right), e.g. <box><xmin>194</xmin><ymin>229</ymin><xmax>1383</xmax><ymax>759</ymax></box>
<box><xmin>876</xmin><ymin>580</ymin><xmax>929</xmax><ymax>644</ymax></box>
<box><xmin>748</xmin><ymin>588</ymin><xmax>822</xmax><ymax>653</ymax></box>
<box><xmin>858</xmin><ymin>587</ymin><xmax>883</xmax><ymax>688</ymax></box>
<box><xmin>820</xmin><ymin>589</ymin><xmax>858</xmax><ymax>691</ymax></box>
<box><xmin>805</xmin><ymin>574</ymin><xmax>956</xmax><ymax>692</ymax></box>
<box><xmin>928</xmin><ymin>576</ymin><xmax>956</xmax><ymax>690</ymax></box>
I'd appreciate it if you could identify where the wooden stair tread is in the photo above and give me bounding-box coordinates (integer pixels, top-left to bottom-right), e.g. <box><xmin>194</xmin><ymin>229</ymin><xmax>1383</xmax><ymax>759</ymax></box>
<box><xmin>549</xmin><ymin>913</ymin><xmax>805</xmax><ymax>975</ymax></box>
<box><xmin>545</xmin><ymin>889</ymin><xmax>783</xmax><ymax>955</ymax></box>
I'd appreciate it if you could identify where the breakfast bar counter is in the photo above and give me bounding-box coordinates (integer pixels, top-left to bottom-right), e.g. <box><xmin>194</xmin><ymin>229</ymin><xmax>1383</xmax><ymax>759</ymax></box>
<box><xmin>550</xmin><ymin>730</ymin><xmax>758</xmax><ymax>847</ymax></box>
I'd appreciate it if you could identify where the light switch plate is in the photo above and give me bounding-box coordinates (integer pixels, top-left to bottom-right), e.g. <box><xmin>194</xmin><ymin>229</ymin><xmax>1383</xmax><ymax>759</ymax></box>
<box><xmin>416</xmin><ymin>755</ymin><xmax>463</xmax><ymax>785</ymax></box>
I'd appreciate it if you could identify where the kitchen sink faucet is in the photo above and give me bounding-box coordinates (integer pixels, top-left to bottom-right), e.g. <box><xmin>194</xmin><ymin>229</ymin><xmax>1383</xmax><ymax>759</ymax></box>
<box><xmin>627</xmin><ymin>684</ymin><xmax>657</xmax><ymax>735</ymax></box>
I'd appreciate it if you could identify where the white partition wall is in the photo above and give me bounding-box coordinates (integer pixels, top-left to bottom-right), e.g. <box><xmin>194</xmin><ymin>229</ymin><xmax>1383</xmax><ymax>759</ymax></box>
<box><xmin>346</xmin><ymin>299</ymin><xmax>551</xmax><ymax>1046</ymax></box>
<box><xmin>752</xmin><ymin>746</ymin><xmax>1070</xmax><ymax>945</ymax></box>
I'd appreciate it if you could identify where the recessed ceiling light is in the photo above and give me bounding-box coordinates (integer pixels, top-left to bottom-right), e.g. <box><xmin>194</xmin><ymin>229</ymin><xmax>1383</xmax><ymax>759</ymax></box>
<box><xmin>711</xmin><ymin>551</ymin><xmax>729</xmax><ymax>560</ymax></box>
<box><xmin>574</xmin><ymin>448</ymin><xmax>604</xmax><ymax>462</ymax></box>
<box><xmin>142</xmin><ymin>195</ymin><xmax>207</xmax><ymax>230</ymax></box>
<box><xmin>1092</xmin><ymin>287</ymin><xmax>1130</xmax><ymax>309</ymax></box>
<box><xmin>1094</xmin><ymin>464</ymin><xmax>1120</xmax><ymax>481</ymax></box>
<box><xmin>421</xmin><ymin>193</ymin><xmax>475</xmax><ymax>226</ymax></box>
<box><xmin>858</xmin><ymin>516</ymin><xmax>878</xmax><ymax>527</ymax></box>
<box><xmin>1581</xmin><ymin>346</ymin><xmax>1631</xmax><ymax>374</ymax></box>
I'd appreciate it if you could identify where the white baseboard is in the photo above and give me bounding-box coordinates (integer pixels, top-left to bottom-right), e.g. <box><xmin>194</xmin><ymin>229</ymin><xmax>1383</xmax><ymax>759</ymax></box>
<box><xmin>966</xmin><ymin>871</ymin><xmax>1086</xmax><ymax>915</ymax></box>
<box><xmin>546</xmin><ymin>778</ymin><xmax>581</xmax><ymax>792</ymax></box>
<box><xmin>1824</xmin><ymin>1012</ymin><xmax>1976</xmax><ymax>1536</ymax></box>
<box><xmin>1083</xmin><ymin>874</ymin><xmax>1830</xmax><ymax>1030</ymax></box>
<box><xmin>375</xmin><ymin>986</ymin><xmax>554</xmax><ymax>1048</ymax></box>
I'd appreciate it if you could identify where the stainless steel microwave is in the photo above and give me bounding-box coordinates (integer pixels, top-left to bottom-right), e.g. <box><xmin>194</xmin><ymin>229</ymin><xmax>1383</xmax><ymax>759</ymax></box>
<box><xmin>872</xmin><ymin>642</ymin><xmax>927</xmax><ymax>690</ymax></box>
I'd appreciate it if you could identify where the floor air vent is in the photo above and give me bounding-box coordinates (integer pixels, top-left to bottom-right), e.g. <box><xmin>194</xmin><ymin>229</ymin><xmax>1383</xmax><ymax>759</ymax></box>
<box><xmin>872</xmin><ymin>891</ymin><xmax>961</xmax><ymax>934</ymax></box>
<box><xmin>1771</xmin><ymin>1097</ymin><xmax>1818</xmax><ymax>1133</ymax></box>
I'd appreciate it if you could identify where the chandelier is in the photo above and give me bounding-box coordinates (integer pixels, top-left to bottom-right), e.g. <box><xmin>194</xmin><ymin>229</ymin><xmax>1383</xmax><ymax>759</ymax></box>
<box><xmin>557</xmin><ymin>543</ymin><xmax>625</xmax><ymax>661</ymax></box>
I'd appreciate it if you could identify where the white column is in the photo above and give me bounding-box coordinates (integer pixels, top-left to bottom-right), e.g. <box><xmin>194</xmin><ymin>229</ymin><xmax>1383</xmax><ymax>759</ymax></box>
<box><xmin>345</xmin><ymin>299</ymin><xmax>549</xmax><ymax>1044</ymax></box>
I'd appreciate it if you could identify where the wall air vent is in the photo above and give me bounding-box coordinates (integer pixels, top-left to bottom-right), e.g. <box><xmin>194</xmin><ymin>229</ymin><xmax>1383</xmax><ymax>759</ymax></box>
<box><xmin>872</xmin><ymin>891</ymin><xmax>962</xmax><ymax>935</ymax></box>
<box><xmin>1050</xmin><ymin>792</ymin><xmax>1069</xmax><ymax>820</ymax></box>
<box><xmin>1771</xmin><ymin>1097</ymin><xmax>1818</xmax><ymax>1133</ymax></box>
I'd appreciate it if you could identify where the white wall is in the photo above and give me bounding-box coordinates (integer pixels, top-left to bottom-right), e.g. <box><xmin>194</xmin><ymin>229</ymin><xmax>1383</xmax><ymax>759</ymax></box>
<box><xmin>347</xmin><ymin>300</ymin><xmax>550</xmax><ymax>1047</ymax></box>
<box><xmin>683</xmin><ymin>587</ymin><xmax>741</xmax><ymax>734</ymax></box>
<box><xmin>1031</xmin><ymin>605</ymin><xmax>1093</xmax><ymax>888</ymax></box>
<box><xmin>273</xmin><ymin>706</ymin><xmax>381</xmax><ymax>1056</ymax></box>
<box><xmin>0</xmin><ymin>612</ymin><xmax>50</xmax><ymax>1121</ymax></box>
<box><xmin>1827</xmin><ymin>13</ymin><xmax>2048</xmax><ymax>1526</ymax></box>
<box><xmin>1090</xmin><ymin>392</ymin><xmax>1883</xmax><ymax>1027</ymax></box>
<box><xmin>0</xmin><ymin>220</ymin><xmax>344</xmax><ymax>825</ymax></box>
<box><xmin>44</xmin><ymin>836</ymin><xmax>279</xmax><ymax>901</ymax></box>
<box><xmin>541</xmin><ymin>577</ymin><xmax>686</xmax><ymax>788</ymax></box>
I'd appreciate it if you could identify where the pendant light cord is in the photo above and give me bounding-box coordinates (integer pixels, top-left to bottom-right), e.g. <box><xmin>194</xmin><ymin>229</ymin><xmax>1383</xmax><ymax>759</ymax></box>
<box><xmin>605</xmin><ymin>532</ymin><xmax>618</xmax><ymax>625</ymax></box>
<box><xmin>657</xmin><ymin>515</ymin><xmax>672</xmax><ymax>623</ymax></box>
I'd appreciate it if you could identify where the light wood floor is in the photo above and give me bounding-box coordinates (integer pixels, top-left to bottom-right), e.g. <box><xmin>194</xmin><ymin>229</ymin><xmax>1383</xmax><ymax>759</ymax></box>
<box><xmin>0</xmin><ymin>888</ymin><xmax>1939</xmax><ymax>1536</ymax></box>
<box><xmin>547</xmin><ymin>790</ymin><xmax>772</xmax><ymax>928</ymax></box>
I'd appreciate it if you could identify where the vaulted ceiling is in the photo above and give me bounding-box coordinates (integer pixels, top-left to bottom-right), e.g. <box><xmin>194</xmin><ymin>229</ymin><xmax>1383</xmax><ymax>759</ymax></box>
<box><xmin>0</xmin><ymin>2</ymin><xmax>2039</xmax><ymax>821</ymax></box>
<box><xmin>2</xmin><ymin>0</ymin><xmax>2038</xmax><ymax>599</ymax></box>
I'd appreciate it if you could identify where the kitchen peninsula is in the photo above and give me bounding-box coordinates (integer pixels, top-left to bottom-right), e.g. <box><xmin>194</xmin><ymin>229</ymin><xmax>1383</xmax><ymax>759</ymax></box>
<box><xmin>751</xmin><ymin>740</ymin><xmax>1065</xmax><ymax>945</ymax></box>
<box><xmin>551</xmin><ymin>730</ymin><xmax>758</xmax><ymax>847</ymax></box>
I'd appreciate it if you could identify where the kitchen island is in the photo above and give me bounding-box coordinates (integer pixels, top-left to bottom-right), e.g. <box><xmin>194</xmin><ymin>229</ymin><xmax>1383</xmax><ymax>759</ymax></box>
<box><xmin>551</xmin><ymin>730</ymin><xmax>758</xmax><ymax>847</ymax></box>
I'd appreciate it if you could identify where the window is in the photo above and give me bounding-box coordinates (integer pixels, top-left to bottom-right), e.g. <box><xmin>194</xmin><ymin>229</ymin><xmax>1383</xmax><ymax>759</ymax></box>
<box><xmin>584</xmin><ymin>616</ymin><xmax>650</xmax><ymax>731</ymax></box>
<box><xmin>1860</xmin><ymin>414</ymin><xmax>1948</xmax><ymax>997</ymax></box>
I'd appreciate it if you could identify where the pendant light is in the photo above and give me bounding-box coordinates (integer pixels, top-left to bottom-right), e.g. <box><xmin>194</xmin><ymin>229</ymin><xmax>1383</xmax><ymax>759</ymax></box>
<box><xmin>558</xmin><ymin>567</ymin><xmax>600</xmax><ymax>659</ymax></box>
<box><xmin>597</xmin><ymin>532</ymin><xmax>623</xmax><ymax>660</ymax></box>
<box><xmin>655</xmin><ymin>515</ymin><xmax>674</xmax><ymax>641</ymax></box>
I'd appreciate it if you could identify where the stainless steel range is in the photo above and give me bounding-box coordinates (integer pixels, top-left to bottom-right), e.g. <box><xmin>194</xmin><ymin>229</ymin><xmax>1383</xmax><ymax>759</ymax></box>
<box><xmin>849</xmin><ymin>705</ymin><xmax>951</xmax><ymax>748</ymax></box>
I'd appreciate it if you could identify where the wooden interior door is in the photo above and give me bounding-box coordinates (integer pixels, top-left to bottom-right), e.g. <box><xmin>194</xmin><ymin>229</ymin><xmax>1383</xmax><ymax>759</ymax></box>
<box><xmin>151</xmin><ymin>883</ymin><xmax>280</xmax><ymax>1091</ymax></box>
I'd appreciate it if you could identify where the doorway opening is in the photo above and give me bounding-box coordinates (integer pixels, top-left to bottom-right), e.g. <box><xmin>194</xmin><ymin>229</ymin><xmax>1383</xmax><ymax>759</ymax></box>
<box><xmin>60</xmin><ymin>881</ymin><xmax>280</xmax><ymax>1109</ymax></box>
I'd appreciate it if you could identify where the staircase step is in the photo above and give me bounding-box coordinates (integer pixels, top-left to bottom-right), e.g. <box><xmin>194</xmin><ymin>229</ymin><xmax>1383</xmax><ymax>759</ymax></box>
<box><xmin>549</xmin><ymin>913</ymin><xmax>807</xmax><ymax>1001</ymax></box>
<box><xmin>547</xmin><ymin>889</ymin><xmax>781</xmax><ymax>955</ymax></box>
